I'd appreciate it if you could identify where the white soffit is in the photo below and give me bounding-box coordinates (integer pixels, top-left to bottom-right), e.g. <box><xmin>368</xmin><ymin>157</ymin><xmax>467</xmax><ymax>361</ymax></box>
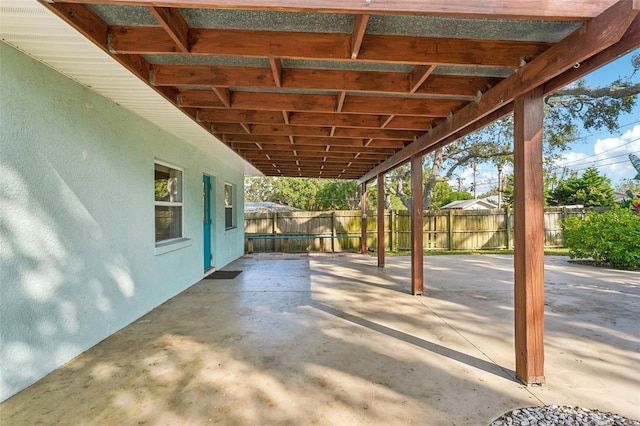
<box><xmin>0</xmin><ymin>0</ymin><xmax>262</xmax><ymax>177</ymax></box>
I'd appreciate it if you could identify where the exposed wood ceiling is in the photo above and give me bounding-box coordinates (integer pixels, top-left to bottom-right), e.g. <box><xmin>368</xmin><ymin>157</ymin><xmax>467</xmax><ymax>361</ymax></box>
<box><xmin>41</xmin><ymin>0</ymin><xmax>638</xmax><ymax>180</ymax></box>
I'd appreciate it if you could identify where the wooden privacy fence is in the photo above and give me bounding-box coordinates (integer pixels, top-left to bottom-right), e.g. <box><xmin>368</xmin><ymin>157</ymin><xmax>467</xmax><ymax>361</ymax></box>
<box><xmin>244</xmin><ymin>207</ymin><xmax>599</xmax><ymax>253</ymax></box>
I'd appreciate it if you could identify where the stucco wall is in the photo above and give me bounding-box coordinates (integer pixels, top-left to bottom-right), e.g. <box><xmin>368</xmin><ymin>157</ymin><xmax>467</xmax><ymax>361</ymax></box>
<box><xmin>0</xmin><ymin>43</ymin><xmax>245</xmax><ymax>401</ymax></box>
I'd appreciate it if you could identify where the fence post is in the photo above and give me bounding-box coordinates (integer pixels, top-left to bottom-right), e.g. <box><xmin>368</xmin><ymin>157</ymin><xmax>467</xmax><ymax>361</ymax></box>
<box><xmin>389</xmin><ymin>209</ymin><xmax>395</xmax><ymax>252</ymax></box>
<box><xmin>448</xmin><ymin>209</ymin><xmax>454</xmax><ymax>250</ymax></box>
<box><xmin>561</xmin><ymin>207</ymin><xmax>567</xmax><ymax>247</ymax></box>
<box><xmin>331</xmin><ymin>211</ymin><xmax>336</xmax><ymax>252</ymax></box>
<box><xmin>505</xmin><ymin>206</ymin><xmax>511</xmax><ymax>250</ymax></box>
<box><xmin>272</xmin><ymin>212</ymin><xmax>278</xmax><ymax>252</ymax></box>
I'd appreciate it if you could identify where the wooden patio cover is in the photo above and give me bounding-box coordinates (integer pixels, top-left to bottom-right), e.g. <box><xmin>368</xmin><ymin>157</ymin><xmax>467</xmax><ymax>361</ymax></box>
<box><xmin>42</xmin><ymin>0</ymin><xmax>639</xmax><ymax>385</ymax></box>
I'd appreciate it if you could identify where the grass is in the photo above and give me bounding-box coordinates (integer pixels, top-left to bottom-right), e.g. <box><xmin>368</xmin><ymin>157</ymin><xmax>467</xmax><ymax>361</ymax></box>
<box><xmin>384</xmin><ymin>248</ymin><xmax>571</xmax><ymax>257</ymax></box>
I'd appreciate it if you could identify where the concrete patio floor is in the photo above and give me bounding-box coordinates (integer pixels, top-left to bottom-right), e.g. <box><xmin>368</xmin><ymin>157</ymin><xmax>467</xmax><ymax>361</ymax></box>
<box><xmin>2</xmin><ymin>254</ymin><xmax>639</xmax><ymax>425</ymax></box>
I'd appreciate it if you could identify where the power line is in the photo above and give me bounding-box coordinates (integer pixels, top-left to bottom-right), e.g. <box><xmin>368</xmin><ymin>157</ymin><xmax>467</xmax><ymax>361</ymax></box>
<box><xmin>555</xmin><ymin>136</ymin><xmax>640</xmax><ymax>167</ymax></box>
<box><xmin>570</xmin><ymin>157</ymin><xmax>638</xmax><ymax>173</ymax></box>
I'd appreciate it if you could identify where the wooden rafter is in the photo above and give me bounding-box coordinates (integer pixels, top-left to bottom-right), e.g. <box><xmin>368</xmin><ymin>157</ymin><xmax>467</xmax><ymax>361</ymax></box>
<box><xmin>336</xmin><ymin>92</ymin><xmax>347</xmax><ymax>112</ymax></box>
<box><xmin>359</xmin><ymin>0</ymin><xmax>639</xmax><ymax>183</ymax></box>
<box><xmin>351</xmin><ymin>14</ymin><xmax>369</xmax><ymax>59</ymax></box>
<box><xmin>269</xmin><ymin>57</ymin><xmax>282</xmax><ymax>87</ymax></box>
<box><xmin>50</xmin><ymin>0</ymin><xmax>618</xmax><ymax>20</ymax></box>
<box><xmin>211</xmin><ymin>123</ymin><xmax>420</xmax><ymax>139</ymax></box>
<box><xmin>211</xmin><ymin>87</ymin><xmax>231</xmax><ymax>108</ymax></box>
<box><xmin>40</xmin><ymin>0</ymin><xmax>634</xmax><ymax>182</ymax></box>
<box><xmin>151</xmin><ymin>65</ymin><xmax>493</xmax><ymax>98</ymax></box>
<box><xmin>409</xmin><ymin>65</ymin><xmax>437</xmax><ymax>93</ymax></box>
<box><xmin>109</xmin><ymin>27</ymin><xmax>549</xmax><ymax>68</ymax></box>
<box><xmin>148</xmin><ymin>7</ymin><xmax>190</xmax><ymax>53</ymax></box>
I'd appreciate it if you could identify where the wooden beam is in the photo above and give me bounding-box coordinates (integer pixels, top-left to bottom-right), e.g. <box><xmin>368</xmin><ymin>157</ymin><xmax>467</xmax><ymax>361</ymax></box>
<box><xmin>239</xmin><ymin>123</ymin><xmax>252</xmax><ymax>134</ymax></box>
<box><xmin>218</xmin><ymin>123</ymin><xmax>332</xmax><ymax>137</ymax></box>
<box><xmin>358</xmin><ymin>0</ymin><xmax>639</xmax><ymax>184</ymax></box>
<box><xmin>198</xmin><ymin>109</ymin><xmax>285</xmax><ymax>124</ymax></box>
<box><xmin>380</xmin><ymin>115</ymin><xmax>394</xmax><ymax>128</ymax></box>
<box><xmin>411</xmin><ymin>154</ymin><xmax>423</xmax><ymax>296</ymax></box>
<box><xmin>282</xmin><ymin>68</ymin><xmax>412</xmax><ymax>94</ymax></box>
<box><xmin>109</xmin><ymin>26</ymin><xmax>548</xmax><ymax>67</ymax></box>
<box><xmin>290</xmin><ymin>113</ymin><xmax>381</xmax><ymax>129</ymax></box>
<box><xmin>385</xmin><ymin>115</ymin><xmax>435</xmax><ymax>131</ymax></box>
<box><xmin>181</xmin><ymin>90</ymin><xmax>336</xmax><ymax>111</ymax></box>
<box><xmin>223</xmin><ymin>134</ymin><xmax>290</xmax><ymax>144</ymax></box>
<box><xmin>361</xmin><ymin>183</ymin><xmax>368</xmax><ymax>254</ymax></box>
<box><xmin>341</xmin><ymin>97</ymin><xmax>462</xmax><ymax>116</ymax></box>
<box><xmin>55</xmin><ymin>0</ymin><xmax>617</xmax><ymax>20</ymax></box>
<box><xmin>358</xmin><ymin>36</ymin><xmax>549</xmax><ymax>68</ymax></box>
<box><xmin>293</xmin><ymin>137</ymin><xmax>365</xmax><ymax>147</ymax></box>
<box><xmin>149</xmin><ymin>64</ymin><xmax>491</xmax><ymax>98</ymax></box>
<box><xmin>152</xmin><ymin>65</ymin><xmax>275</xmax><ymax>87</ymax></box>
<box><xmin>545</xmin><ymin>13</ymin><xmax>640</xmax><ymax>94</ymax></box>
<box><xmin>351</xmin><ymin>14</ymin><xmax>369</xmax><ymax>59</ymax></box>
<box><xmin>377</xmin><ymin>173</ymin><xmax>385</xmax><ymax>267</ymax></box>
<box><xmin>212</xmin><ymin>87</ymin><xmax>231</xmax><ymax>108</ymax></box>
<box><xmin>333</xmin><ymin>127</ymin><xmax>420</xmax><ymax>140</ymax></box>
<box><xmin>409</xmin><ymin>65</ymin><xmax>436</xmax><ymax>93</ymax></box>
<box><xmin>513</xmin><ymin>86</ymin><xmax>545</xmax><ymax>385</ymax></box>
<box><xmin>336</xmin><ymin>92</ymin><xmax>346</xmax><ymax>112</ymax></box>
<box><xmin>269</xmin><ymin>57</ymin><xmax>283</xmax><ymax>87</ymax></box>
<box><xmin>148</xmin><ymin>7</ymin><xmax>190</xmax><ymax>53</ymax></box>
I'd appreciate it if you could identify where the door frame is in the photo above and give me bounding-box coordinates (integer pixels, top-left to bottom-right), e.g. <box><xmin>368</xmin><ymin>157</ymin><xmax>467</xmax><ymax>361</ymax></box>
<box><xmin>203</xmin><ymin>174</ymin><xmax>213</xmax><ymax>271</ymax></box>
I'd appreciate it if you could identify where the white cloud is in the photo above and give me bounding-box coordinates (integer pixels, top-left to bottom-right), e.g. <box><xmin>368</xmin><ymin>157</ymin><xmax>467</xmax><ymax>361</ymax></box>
<box><xmin>592</xmin><ymin>125</ymin><xmax>640</xmax><ymax>181</ymax></box>
<box><xmin>556</xmin><ymin>125</ymin><xmax>640</xmax><ymax>183</ymax></box>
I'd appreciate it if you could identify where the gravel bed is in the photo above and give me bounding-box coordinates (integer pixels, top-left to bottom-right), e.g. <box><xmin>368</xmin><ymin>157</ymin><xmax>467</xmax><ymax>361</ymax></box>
<box><xmin>490</xmin><ymin>406</ymin><xmax>640</xmax><ymax>426</ymax></box>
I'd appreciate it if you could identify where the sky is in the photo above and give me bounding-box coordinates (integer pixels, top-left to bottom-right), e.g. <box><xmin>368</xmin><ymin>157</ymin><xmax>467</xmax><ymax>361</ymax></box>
<box><xmin>457</xmin><ymin>50</ymin><xmax>640</xmax><ymax>196</ymax></box>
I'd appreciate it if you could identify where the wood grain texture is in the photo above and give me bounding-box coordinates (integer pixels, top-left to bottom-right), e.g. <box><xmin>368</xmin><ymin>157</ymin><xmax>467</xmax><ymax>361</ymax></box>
<box><xmin>361</xmin><ymin>183</ymin><xmax>368</xmax><ymax>254</ymax></box>
<box><xmin>411</xmin><ymin>154</ymin><xmax>424</xmax><ymax>295</ymax></box>
<box><xmin>149</xmin><ymin>7</ymin><xmax>190</xmax><ymax>53</ymax></box>
<box><xmin>52</xmin><ymin>0</ymin><xmax>617</xmax><ymax>20</ymax></box>
<box><xmin>377</xmin><ymin>173</ymin><xmax>386</xmax><ymax>267</ymax></box>
<box><xmin>513</xmin><ymin>87</ymin><xmax>545</xmax><ymax>385</ymax></box>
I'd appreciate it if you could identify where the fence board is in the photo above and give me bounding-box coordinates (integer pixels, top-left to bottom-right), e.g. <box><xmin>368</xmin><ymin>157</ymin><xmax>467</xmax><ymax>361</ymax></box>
<box><xmin>244</xmin><ymin>207</ymin><xmax>597</xmax><ymax>253</ymax></box>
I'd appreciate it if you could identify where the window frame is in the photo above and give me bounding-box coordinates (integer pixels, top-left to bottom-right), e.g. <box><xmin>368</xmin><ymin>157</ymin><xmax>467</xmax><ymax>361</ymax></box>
<box><xmin>154</xmin><ymin>160</ymin><xmax>185</xmax><ymax>244</ymax></box>
<box><xmin>224</xmin><ymin>182</ymin><xmax>235</xmax><ymax>230</ymax></box>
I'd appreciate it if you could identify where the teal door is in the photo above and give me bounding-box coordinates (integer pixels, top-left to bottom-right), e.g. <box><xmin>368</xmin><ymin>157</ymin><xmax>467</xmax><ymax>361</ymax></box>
<box><xmin>203</xmin><ymin>175</ymin><xmax>212</xmax><ymax>270</ymax></box>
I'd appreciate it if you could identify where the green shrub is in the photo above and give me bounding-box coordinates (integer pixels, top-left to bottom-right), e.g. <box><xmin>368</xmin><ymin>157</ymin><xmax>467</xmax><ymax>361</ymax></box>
<box><xmin>563</xmin><ymin>207</ymin><xmax>640</xmax><ymax>269</ymax></box>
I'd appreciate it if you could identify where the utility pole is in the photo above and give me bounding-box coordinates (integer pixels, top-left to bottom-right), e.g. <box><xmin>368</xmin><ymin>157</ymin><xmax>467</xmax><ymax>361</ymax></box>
<box><xmin>457</xmin><ymin>176</ymin><xmax>463</xmax><ymax>192</ymax></box>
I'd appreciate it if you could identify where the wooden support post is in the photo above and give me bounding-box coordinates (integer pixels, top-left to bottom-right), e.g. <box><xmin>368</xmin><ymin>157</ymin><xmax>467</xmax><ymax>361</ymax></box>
<box><xmin>360</xmin><ymin>182</ymin><xmax>368</xmax><ymax>254</ymax></box>
<box><xmin>377</xmin><ymin>173</ymin><xmax>385</xmax><ymax>267</ymax></box>
<box><xmin>505</xmin><ymin>206</ymin><xmax>511</xmax><ymax>250</ymax></box>
<box><xmin>411</xmin><ymin>154</ymin><xmax>423</xmax><ymax>295</ymax></box>
<box><xmin>513</xmin><ymin>87</ymin><xmax>545</xmax><ymax>385</ymax></box>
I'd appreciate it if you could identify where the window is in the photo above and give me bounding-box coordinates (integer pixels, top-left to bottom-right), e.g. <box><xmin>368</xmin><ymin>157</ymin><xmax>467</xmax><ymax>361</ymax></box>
<box><xmin>155</xmin><ymin>161</ymin><xmax>183</xmax><ymax>242</ymax></box>
<box><xmin>224</xmin><ymin>183</ymin><xmax>235</xmax><ymax>229</ymax></box>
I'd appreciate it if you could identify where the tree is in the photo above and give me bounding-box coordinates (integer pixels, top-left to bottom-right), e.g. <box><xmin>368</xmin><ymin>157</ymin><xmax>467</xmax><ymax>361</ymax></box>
<box><xmin>630</xmin><ymin>153</ymin><xmax>640</xmax><ymax>180</ymax></box>
<box><xmin>549</xmin><ymin>167</ymin><xmax>615</xmax><ymax>207</ymax></box>
<box><xmin>244</xmin><ymin>176</ymin><xmax>362</xmax><ymax>210</ymax></box>
<box><xmin>437</xmin><ymin>191</ymin><xmax>474</xmax><ymax>208</ymax></box>
<box><xmin>315</xmin><ymin>180</ymin><xmax>360</xmax><ymax>210</ymax></box>
<box><xmin>388</xmin><ymin>53</ymin><xmax>639</xmax><ymax>211</ymax></box>
<box><xmin>616</xmin><ymin>178</ymin><xmax>640</xmax><ymax>195</ymax></box>
<box><xmin>430</xmin><ymin>182</ymin><xmax>453</xmax><ymax>209</ymax></box>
